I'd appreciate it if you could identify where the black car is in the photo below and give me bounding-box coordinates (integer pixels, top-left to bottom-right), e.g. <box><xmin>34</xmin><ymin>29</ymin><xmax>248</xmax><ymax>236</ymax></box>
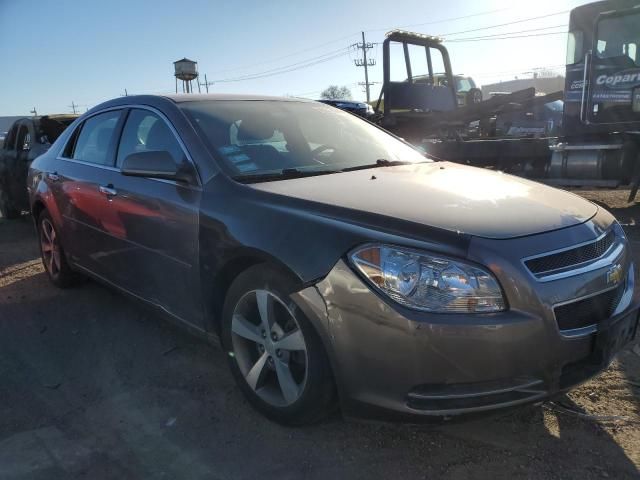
<box><xmin>28</xmin><ymin>94</ymin><xmax>639</xmax><ymax>425</ymax></box>
<box><xmin>317</xmin><ymin>99</ymin><xmax>374</xmax><ymax>118</ymax></box>
<box><xmin>0</xmin><ymin>115</ymin><xmax>77</xmax><ymax>218</ymax></box>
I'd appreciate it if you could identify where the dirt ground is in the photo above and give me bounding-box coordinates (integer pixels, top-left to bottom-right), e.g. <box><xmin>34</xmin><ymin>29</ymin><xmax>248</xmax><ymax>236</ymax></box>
<box><xmin>0</xmin><ymin>189</ymin><xmax>639</xmax><ymax>480</ymax></box>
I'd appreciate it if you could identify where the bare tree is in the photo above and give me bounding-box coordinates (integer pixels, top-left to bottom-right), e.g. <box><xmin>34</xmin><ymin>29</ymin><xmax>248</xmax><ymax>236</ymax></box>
<box><xmin>320</xmin><ymin>85</ymin><xmax>352</xmax><ymax>100</ymax></box>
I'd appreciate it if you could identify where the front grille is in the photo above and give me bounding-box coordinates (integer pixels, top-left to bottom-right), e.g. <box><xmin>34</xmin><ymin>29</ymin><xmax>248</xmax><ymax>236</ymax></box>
<box><xmin>525</xmin><ymin>230</ymin><xmax>615</xmax><ymax>275</ymax></box>
<box><xmin>554</xmin><ymin>282</ymin><xmax>625</xmax><ymax>331</ymax></box>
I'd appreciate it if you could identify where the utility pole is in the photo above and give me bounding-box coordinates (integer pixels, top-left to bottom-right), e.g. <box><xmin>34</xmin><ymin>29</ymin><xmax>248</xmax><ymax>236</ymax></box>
<box><xmin>69</xmin><ymin>101</ymin><xmax>78</xmax><ymax>114</ymax></box>
<box><xmin>30</xmin><ymin>107</ymin><xmax>37</xmax><ymax>116</ymax></box>
<box><xmin>199</xmin><ymin>74</ymin><xmax>214</xmax><ymax>93</ymax></box>
<box><xmin>352</xmin><ymin>31</ymin><xmax>376</xmax><ymax>103</ymax></box>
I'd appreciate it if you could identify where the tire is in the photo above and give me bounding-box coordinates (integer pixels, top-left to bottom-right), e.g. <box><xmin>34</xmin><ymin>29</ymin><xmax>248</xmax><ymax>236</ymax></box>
<box><xmin>0</xmin><ymin>181</ymin><xmax>21</xmax><ymax>219</ymax></box>
<box><xmin>37</xmin><ymin>210</ymin><xmax>82</xmax><ymax>288</ymax></box>
<box><xmin>222</xmin><ymin>264</ymin><xmax>336</xmax><ymax>425</ymax></box>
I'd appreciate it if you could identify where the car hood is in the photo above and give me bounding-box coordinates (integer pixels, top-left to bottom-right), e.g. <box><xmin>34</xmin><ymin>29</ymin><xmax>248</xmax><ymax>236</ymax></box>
<box><xmin>249</xmin><ymin>162</ymin><xmax>598</xmax><ymax>240</ymax></box>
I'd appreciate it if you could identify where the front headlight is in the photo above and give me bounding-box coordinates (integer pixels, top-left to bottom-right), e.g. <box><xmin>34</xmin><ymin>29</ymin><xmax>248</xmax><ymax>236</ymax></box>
<box><xmin>350</xmin><ymin>244</ymin><xmax>506</xmax><ymax>313</ymax></box>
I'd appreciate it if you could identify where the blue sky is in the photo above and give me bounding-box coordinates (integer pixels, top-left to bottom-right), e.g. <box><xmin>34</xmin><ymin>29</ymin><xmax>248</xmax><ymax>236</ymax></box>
<box><xmin>0</xmin><ymin>0</ymin><xmax>592</xmax><ymax>115</ymax></box>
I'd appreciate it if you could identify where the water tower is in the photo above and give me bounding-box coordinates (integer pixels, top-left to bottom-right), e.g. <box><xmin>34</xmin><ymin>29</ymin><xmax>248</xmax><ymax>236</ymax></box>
<box><xmin>174</xmin><ymin>58</ymin><xmax>199</xmax><ymax>93</ymax></box>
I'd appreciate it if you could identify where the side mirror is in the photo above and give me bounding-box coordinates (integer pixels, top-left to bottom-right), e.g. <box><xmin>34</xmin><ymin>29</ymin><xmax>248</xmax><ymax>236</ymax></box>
<box><xmin>121</xmin><ymin>151</ymin><xmax>193</xmax><ymax>183</ymax></box>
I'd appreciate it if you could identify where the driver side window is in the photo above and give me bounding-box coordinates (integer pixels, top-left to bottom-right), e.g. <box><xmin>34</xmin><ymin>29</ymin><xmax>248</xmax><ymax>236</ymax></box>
<box><xmin>117</xmin><ymin>109</ymin><xmax>186</xmax><ymax>168</ymax></box>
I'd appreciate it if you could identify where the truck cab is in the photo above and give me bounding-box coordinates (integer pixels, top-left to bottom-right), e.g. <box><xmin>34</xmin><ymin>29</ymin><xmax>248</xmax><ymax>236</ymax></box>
<box><xmin>564</xmin><ymin>0</ymin><xmax>640</xmax><ymax>136</ymax></box>
<box><xmin>552</xmin><ymin>0</ymin><xmax>640</xmax><ymax>195</ymax></box>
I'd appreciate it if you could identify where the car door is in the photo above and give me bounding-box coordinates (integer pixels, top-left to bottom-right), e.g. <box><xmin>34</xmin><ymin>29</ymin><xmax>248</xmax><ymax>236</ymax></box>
<box><xmin>6</xmin><ymin>122</ymin><xmax>26</xmax><ymax>201</ymax></box>
<box><xmin>104</xmin><ymin>107</ymin><xmax>203</xmax><ymax>326</ymax></box>
<box><xmin>53</xmin><ymin>109</ymin><xmax>125</xmax><ymax>280</ymax></box>
<box><xmin>0</xmin><ymin>122</ymin><xmax>19</xmax><ymax>194</ymax></box>
<box><xmin>12</xmin><ymin>120</ymin><xmax>35</xmax><ymax>209</ymax></box>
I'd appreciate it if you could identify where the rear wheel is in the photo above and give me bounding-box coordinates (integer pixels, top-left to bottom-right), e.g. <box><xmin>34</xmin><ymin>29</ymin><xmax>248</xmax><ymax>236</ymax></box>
<box><xmin>37</xmin><ymin>210</ymin><xmax>81</xmax><ymax>288</ymax></box>
<box><xmin>222</xmin><ymin>265</ymin><xmax>336</xmax><ymax>425</ymax></box>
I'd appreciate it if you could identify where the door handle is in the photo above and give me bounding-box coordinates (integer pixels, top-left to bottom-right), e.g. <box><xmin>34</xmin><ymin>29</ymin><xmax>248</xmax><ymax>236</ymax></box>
<box><xmin>99</xmin><ymin>184</ymin><xmax>117</xmax><ymax>197</ymax></box>
<box><xmin>47</xmin><ymin>172</ymin><xmax>59</xmax><ymax>181</ymax></box>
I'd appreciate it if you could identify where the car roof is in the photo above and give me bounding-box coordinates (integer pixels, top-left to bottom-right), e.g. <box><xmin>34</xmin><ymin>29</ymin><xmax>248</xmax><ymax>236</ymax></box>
<box><xmin>160</xmin><ymin>93</ymin><xmax>314</xmax><ymax>103</ymax></box>
<box><xmin>85</xmin><ymin>93</ymin><xmax>319</xmax><ymax>117</ymax></box>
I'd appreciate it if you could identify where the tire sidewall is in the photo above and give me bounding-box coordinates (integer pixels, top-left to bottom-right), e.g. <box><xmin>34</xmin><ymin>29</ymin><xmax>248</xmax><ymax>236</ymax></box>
<box><xmin>221</xmin><ymin>265</ymin><xmax>334</xmax><ymax>425</ymax></box>
<box><xmin>37</xmin><ymin>210</ymin><xmax>79</xmax><ymax>288</ymax></box>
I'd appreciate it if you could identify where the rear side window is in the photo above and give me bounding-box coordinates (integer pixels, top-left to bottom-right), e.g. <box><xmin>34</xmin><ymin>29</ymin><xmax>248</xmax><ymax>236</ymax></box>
<box><xmin>72</xmin><ymin>110</ymin><xmax>121</xmax><ymax>166</ymax></box>
<box><xmin>116</xmin><ymin>109</ymin><xmax>185</xmax><ymax>167</ymax></box>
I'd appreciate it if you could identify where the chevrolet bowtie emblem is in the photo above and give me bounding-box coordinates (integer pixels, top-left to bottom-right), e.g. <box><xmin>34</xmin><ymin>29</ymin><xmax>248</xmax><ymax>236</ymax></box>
<box><xmin>606</xmin><ymin>264</ymin><xmax>623</xmax><ymax>285</ymax></box>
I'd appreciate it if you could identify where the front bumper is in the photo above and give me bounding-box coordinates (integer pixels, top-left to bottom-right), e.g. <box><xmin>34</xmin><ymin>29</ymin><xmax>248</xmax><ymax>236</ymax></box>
<box><xmin>292</xmin><ymin>214</ymin><xmax>640</xmax><ymax>420</ymax></box>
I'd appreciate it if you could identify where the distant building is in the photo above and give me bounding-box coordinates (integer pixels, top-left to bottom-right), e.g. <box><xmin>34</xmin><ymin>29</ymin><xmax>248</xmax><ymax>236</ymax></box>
<box><xmin>481</xmin><ymin>76</ymin><xmax>565</xmax><ymax>98</ymax></box>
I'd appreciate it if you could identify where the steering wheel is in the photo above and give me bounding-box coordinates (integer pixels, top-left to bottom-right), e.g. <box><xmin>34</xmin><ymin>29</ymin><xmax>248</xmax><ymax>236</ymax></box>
<box><xmin>310</xmin><ymin>144</ymin><xmax>334</xmax><ymax>158</ymax></box>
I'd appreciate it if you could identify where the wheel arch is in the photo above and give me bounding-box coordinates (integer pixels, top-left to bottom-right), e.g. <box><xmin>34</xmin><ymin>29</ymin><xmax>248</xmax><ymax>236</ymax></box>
<box><xmin>203</xmin><ymin>247</ymin><xmax>305</xmax><ymax>335</ymax></box>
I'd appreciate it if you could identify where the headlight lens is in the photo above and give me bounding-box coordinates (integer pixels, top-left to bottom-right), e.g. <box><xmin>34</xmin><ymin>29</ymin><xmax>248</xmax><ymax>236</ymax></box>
<box><xmin>350</xmin><ymin>245</ymin><xmax>506</xmax><ymax>313</ymax></box>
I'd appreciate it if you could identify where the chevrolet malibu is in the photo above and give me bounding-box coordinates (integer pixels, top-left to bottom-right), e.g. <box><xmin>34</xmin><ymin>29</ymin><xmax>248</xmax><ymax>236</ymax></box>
<box><xmin>28</xmin><ymin>94</ymin><xmax>639</xmax><ymax>425</ymax></box>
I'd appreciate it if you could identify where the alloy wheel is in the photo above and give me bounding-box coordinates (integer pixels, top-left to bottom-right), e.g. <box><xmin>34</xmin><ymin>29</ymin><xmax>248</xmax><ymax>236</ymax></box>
<box><xmin>231</xmin><ymin>289</ymin><xmax>308</xmax><ymax>407</ymax></box>
<box><xmin>40</xmin><ymin>218</ymin><xmax>61</xmax><ymax>277</ymax></box>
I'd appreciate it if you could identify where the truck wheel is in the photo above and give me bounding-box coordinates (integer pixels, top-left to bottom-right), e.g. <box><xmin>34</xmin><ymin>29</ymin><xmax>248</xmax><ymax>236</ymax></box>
<box><xmin>0</xmin><ymin>183</ymin><xmax>21</xmax><ymax>219</ymax></box>
<box><xmin>222</xmin><ymin>265</ymin><xmax>336</xmax><ymax>425</ymax></box>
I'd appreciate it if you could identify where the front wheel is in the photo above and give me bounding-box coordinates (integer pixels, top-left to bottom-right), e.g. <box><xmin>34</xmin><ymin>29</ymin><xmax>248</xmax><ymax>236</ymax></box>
<box><xmin>222</xmin><ymin>265</ymin><xmax>336</xmax><ymax>425</ymax></box>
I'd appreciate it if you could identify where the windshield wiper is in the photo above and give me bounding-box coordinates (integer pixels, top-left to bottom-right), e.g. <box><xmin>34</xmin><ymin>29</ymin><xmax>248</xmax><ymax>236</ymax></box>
<box><xmin>340</xmin><ymin>159</ymin><xmax>416</xmax><ymax>172</ymax></box>
<box><xmin>232</xmin><ymin>168</ymin><xmax>340</xmax><ymax>184</ymax></box>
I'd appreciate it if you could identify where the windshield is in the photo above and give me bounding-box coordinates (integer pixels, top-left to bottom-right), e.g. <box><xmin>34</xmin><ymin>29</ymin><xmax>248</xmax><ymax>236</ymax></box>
<box><xmin>181</xmin><ymin>100</ymin><xmax>428</xmax><ymax>180</ymax></box>
<box><xmin>595</xmin><ymin>12</ymin><xmax>640</xmax><ymax>67</ymax></box>
<box><xmin>455</xmin><ymin>77</ymin><xmax>474</xmax><ymax>93</ymax></box>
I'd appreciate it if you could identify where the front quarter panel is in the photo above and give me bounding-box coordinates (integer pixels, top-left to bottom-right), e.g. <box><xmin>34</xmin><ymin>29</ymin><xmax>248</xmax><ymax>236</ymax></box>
<box><xmin>197</xmin><ymin>175</ymin><xmax>471</xmax><ymax>331</ymax></box>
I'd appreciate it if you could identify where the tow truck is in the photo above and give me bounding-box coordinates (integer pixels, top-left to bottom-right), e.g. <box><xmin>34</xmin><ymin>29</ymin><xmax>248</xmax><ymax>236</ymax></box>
<box><xmin>372</xmin><ymin>0</ymin><xmax>640</xmax><ymax>199</ymax></box>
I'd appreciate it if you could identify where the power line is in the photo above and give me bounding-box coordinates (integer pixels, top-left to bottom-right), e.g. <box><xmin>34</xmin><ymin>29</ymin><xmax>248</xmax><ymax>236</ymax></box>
<box><xmin>438</xmin><ymin>9</ymin><xmax>570</xmax><ymax>37</ymax></box>
<box><xmin>449</xmin><ymin>31</ymin><xmax>567</xmax><ymax>42</ymax></box>
<box><xmin>364</xmin><ymin>7</ymin><xmax>510</xmax><ymax>32</ymax></box>
<box><xmin>212</xmin><ymin>48</ymin><xmax>351</xmax><ymax>83</ymax></box>
<box><xmin>214</xmin><ymin>46</ymin><xmax>348</xmax><ymax>80</ymax></box>
<box><xmin>209</xmin><ymin>32</ymin><xmax>360</xmax><ymax>76</ymax></box>
<box><xmin>209</xmin><ymin>8</ymin><xmax>509</xmax><ymax>76</ymax></box>
<box><xmin>446</xmin><ymin>24</ymin><xmax>565</xmax><ymax>41</ymax></box>
<box><xmin>206</xmin><ymin>9</ymin><xmax>570</xmax><ymax>88</ymax></box>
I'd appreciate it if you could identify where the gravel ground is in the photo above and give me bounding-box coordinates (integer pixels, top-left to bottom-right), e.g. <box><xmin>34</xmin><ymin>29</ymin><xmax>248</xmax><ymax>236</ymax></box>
<box><xmin>0</xmin><ymin>189</ymin><xmax>639</xmax><ymax>480</ymax></box>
